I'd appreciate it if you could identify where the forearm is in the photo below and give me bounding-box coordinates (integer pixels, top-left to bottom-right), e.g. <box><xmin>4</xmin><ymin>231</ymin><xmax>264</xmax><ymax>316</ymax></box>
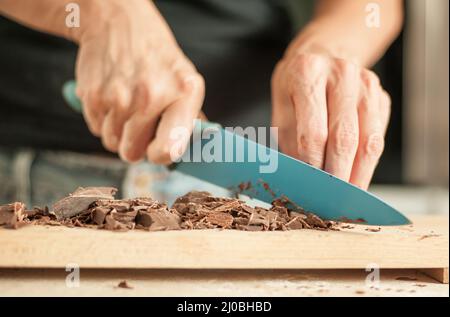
<box><xmin>286</xmin><ymin>0</ymin><xmax>404</xmax><ymax>67</ymax></box>
<box><xmin>0</xmin><ymin>0</ymin><xmax>90</xmax><ymax>41</ymax></box>
<box><xmin>0</xmin><ymin>0</ymin><xmax>164</xmax><ymax>43</ymax></box>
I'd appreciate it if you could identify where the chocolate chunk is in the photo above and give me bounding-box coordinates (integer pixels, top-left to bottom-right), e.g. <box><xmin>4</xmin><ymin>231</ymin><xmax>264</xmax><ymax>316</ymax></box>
<box><xmin>111</xmin><ymin>209</ymin><xmax>137</xmax><ymax>224</ymax></box>
<box><xmin>286</xmin><ymin>217</ymin><xmax>306</xmax><ymax>230</ymax></box>
<box><xmin>104</xmin><ymin>214</ymin><xmax>133</xmax><ymax>231</ymax></box>
<box><xmin>91</xmin><ymin>207</ymin><xmax>110</xmax><ymax>225</ymax></box>
<box><xmin>52</xmin><ymin>187</ymin><xmax>117</xmax><ymax>220</ymax></box>
<box><xmin>205</xmin><ymin>212</ymin><xmax>234</xmax><ymax>228</ymax></box>
<box><xmin>248</xmin><ymin>212</ymin><xmax>270</xmax><ymax>227</ymax></box>
<box><xmin>136</xmin><ymin>210</ymin><xmax>180</xmax><ymax>231</ymax></box>
<box><xmin>0</xmin><ymin>202</ymin><xmax>26</xmax><ymax>229</ymax></box>
<box><xmin>212</xmin><ymin>200</ymin><xmax>242</xmax><ymax>213</ymax></box>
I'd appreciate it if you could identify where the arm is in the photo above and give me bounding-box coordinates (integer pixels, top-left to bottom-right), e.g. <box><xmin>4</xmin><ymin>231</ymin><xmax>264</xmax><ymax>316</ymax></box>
<box><xmin>272</xmin><ymin>0</ymin><xmax>403</xmax><ymax>189</ymax></box>
<box><xmin>0</xmin><ymin>0</ymin><xmax>205</xmax><ymax>164</ymax></box>
<box><xmin>0</xmin><ymin>0</ymin><xmax>90</xmax><ymax>41</ymax></box>
<box><xmin>287</xmin><ymin>0</ymin><xmax>404</xmax><ymax>67</ymax></box>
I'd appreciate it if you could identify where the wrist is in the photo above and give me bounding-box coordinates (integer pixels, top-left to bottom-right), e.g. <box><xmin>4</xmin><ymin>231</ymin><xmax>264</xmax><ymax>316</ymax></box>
<box><xmin>284</xmin><ymin>20</ymin><xmax>362</xmax><ymax>65</ymax></box>
<box><xmin>70</xmin><ymin>0</ymin><xmax>157</xmax><ymax>43</ymax></box>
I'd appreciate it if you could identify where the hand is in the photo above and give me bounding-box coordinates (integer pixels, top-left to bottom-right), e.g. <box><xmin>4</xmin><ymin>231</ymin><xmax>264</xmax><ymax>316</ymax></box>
<box><xmin>271</xmin><ymin>53</ymin><xmax>390</xmax><ymax>189</ymax></box>
<box><xmin>75</xmin><ymin>0</ymin><xmax>204</xmax><ymax>164</ymax></box>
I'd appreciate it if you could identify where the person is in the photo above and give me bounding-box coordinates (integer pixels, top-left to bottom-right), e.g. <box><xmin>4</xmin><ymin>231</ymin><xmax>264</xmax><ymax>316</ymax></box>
<box><xmin>0</xmin><ymin>0</ymin><xmax>403</xmax><ymax>206</ymax></box>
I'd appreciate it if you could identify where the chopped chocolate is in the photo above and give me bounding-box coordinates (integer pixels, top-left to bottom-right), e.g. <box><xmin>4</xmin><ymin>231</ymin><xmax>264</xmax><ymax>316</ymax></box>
<box><xmin>104</xmin><ymin>214</ymin><xmax>133</xmax><ymax>231</ymax></box>
<box><xmin>248</xmin><ymin>212</ymin><xmax>270</xmax><ymax>227</ymax></box>
<box><xmin>205</xmin><ymin>212</ymin><xmax>234</xmax><ymax>228</ymax></box>
<box><xmin>116</xmin><ymin>280</ymin><xmax>133</xmax><ymax>289</ymax></box>
<box><xmin>259</xmin><ymin>179</ymin><xmax>277</xmax><ymax>198</ymax></box>
<box><xmin>1</xmin><ymin>187</ymin><xmax>338</xmax><ymax>233</ymax></box>
<box><xmin>91</xmin><ymin>207</ymin><xmax>110</xmax><ymax>225</ymax></box>
<box><xmin>52</xmin><ymin>187</ymin><xmax>117</xmax><ymax>220</ymax></box>
<box><xmin>365</xmin><ymin>227</ymin><xmax>381</xmax><ymax>232</ymax></box>
<box><xmin>0</xmin><ymin>202</ymin><xmax>26</xmax><ymax>229</ymax></box>
<box><xmin>137</xmin><ymin>210</ymin><xmax>180</xmax><ymax>231</ymax></box>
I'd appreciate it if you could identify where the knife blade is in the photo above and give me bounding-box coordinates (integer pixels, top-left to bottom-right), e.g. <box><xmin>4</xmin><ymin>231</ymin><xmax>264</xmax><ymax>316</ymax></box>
<box><xmin>62</xmin><ymin>80</ymin><xmax>411</xmax><ymax>226</ymax></box>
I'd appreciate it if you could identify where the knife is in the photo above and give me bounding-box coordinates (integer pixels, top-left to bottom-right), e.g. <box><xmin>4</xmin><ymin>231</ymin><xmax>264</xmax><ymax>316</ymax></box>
<box><xmin>62</xmin><ymin>80</ymin><xmax>411</xmax><ymax>226</ymax></box>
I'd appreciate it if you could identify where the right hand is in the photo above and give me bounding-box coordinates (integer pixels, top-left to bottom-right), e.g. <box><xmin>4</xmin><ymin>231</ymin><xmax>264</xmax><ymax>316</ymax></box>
<box><xmin>75</xmin><ymin>0</ymin><xmax>205</xmax><ymax>164</ymax></box>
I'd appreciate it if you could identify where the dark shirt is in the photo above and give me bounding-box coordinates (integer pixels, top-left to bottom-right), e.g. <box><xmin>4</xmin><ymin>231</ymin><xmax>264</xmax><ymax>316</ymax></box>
<box><xmin>0</xmin><ymin>0</ymin><xmax>294</xmax><ymax>152</ymax></box>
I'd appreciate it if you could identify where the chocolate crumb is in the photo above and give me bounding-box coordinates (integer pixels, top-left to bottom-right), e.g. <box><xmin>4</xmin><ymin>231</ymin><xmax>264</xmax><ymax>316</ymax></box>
<box><xmin>338</xmin><ymin>216</ymin><xmax>367</xmax><ymax>224</ymax></box>
<box><xmin>418</xmin><ymin>234</ymin><xmax>441</xmax><ymax>241</ymax></box>
<box><xmin>365</xmin><ymin>227</ymin><xmax>381</xmax><ymax>232</ymax></box>
<box><xmin>116</xmin><ymin>280</ymin><xmax>133</xmax><ymax>289</ymax></box>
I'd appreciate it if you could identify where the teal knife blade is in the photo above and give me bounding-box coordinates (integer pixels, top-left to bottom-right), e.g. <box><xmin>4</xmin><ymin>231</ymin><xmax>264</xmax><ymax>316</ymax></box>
<box><xmin>62</xmin><ymin>80</ymin><xmax>411</xmax><ymax>226</ymax></box>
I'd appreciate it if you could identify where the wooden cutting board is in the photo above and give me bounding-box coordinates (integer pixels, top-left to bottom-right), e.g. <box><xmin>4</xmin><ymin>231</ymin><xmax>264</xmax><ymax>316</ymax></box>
<box><xmin>0</xmin><ymin>215</ymin><xmax>448</xmax><ymax>283</ymax></box>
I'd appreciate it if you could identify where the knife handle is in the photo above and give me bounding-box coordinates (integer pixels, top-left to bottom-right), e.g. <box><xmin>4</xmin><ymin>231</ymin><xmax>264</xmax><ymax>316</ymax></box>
<box><xmin>62</xmin><ymin>80</ymin><xmax>219</xmax><ymax>166</ymax></box>
<box><xmin>62</xmin><ymin>80</ymin><xmax>209</xmax><ymax>121</ymax></box>
<box><xmin>62</xmin><ymin>80</ymin><xmax>83</xmax><ymax>113</ymax></box>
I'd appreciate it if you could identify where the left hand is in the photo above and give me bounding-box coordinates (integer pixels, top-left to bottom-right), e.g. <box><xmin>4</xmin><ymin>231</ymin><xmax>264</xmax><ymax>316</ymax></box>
<box><xmin>271</xmin><ymin>53</ymin><xmax>391</xmax><ymax>190</ymax></box>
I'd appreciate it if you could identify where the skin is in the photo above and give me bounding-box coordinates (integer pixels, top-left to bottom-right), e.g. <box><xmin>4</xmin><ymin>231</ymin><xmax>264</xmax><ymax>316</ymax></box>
<box><xmin>272</xmin><ymin>0</ymin><xmax>403</xmax><ymax>189</ymax></box>
<box><xmin>0</xmin><ymin>0</ymin><xmax>403</xmax><ymax>189</ymax></box>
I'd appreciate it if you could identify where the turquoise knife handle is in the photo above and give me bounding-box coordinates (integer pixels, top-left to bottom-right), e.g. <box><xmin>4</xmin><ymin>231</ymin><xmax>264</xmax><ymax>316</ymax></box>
<box><xmin>62</xmin><ymin>79</ymin><xmax>220</xmax><ymax>135</ymax></box>
<box><xmin>62</xmin><ymin>80</ymin><xmax>217</xmax><ymax>125</ymax></box>
<box><xmin>62</xmin><ymin>80</ymin><xmax>83</xmax><ymax>113</ymax></box>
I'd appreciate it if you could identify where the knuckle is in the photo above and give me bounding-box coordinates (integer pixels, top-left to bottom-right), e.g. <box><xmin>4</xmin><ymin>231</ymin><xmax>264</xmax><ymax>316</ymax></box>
<box><xmin>85</xmin><ymin>87</ymin><xmax>102</xmax><ymax>106</ymax></box>
<box><xmin>102</xmin><ymin>137</ymin><xmax>118</xmax><ymax>153</ymax></box>
<box><xmin>180</xmin><ymin>72</ymin><xmax>205</xmax><ymax>95</ymax></box>
<box><xmin>290</xmin><ymin>54</ymin><xmax>326</xmax><ymax>78</ymax></box>
<box><xmin>148</xmin><ymin>145</ymin><xmax>173</xmax><ymax>165</ymax></box>
<box><xmin>361</xmin><ymin>70</ymin><xmax>380</xmax><ymax>90</ymax></box>
<box><xmin>362</xmin><ymin>133</ymin><xmax>385</xmax><ymax>158</ymax></box>
<box><xmin>334</xmin><ymin>59</ymin><xmax>358</xmax><ymax>79</ymax></box>
<box><xmin>330</xmin><ymin>123</ymin><xmax>359</xmax><ymax>155</ymax></box>
<box><xmin>106</xmin><ymin>87</ymin><xmax>129</xmax><ymax>110</ymax></box>
<box><xmin>298</xmin><ymin>130</ymin><xmax>328</xmax><ymax>153</ymax></box>
<box><xmin>136</xmin><ymin>79</ymin><xmax>155</xmax><ymax>104</ymax></box>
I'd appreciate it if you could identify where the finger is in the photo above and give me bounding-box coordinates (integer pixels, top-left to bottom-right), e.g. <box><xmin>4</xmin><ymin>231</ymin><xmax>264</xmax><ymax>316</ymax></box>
<box><xmin>147</xmin><ymin>74</ymin><xmax>205</xmax><ymax>164</ymax></box>
<box><xmin>290</xmin><ymin>55</ymin><xmax>329</xmax><ymax>168</ymax></box>
<box><xmin>350</xmin><ymin>70</ymin><xmax>386</xmax><ymax>189</ymax></box>
<box><xmin>379</xmin><ymin>89</ymin><xmax>391</xmax><ymax>135</ymax></box>
<box><xmin>118</xmin><ymin>82</ymin><xmax>160</xmax><ymax>162</ymax></box>
<box><xmin>100</xmin><ymin>81</ymin><xmax>132</xmax><ymax>152</ymax></box>
<box><xmin>271</xmin><ymin>61</ymin><xmax>298</xmax><ymax>158</ymax></box>
<box><xmin>80</xmin><ymin>88</ymin><xmax>107</xmax><ymax>137</ymax></box>
<box><xmin>324</xmin><ymin>60</ymin><xmax>360</xmax><ymax>181</ymax></box>
<box><xmin>76</xmin><ymin>46</ymin><xmax>107</xmax><ymax>137</ymax></box>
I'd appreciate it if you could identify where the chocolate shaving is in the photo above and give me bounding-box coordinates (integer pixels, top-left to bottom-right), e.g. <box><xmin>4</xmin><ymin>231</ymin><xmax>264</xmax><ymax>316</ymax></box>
<box><xmin>418</xmin><ymin>234</ymin><xmax>441</xmax><ymax>241</ymax></box>
<box><xmin>365</xmin><ymin>227</ymin><xmax>381</xmax><ymax>232</ymax></box>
